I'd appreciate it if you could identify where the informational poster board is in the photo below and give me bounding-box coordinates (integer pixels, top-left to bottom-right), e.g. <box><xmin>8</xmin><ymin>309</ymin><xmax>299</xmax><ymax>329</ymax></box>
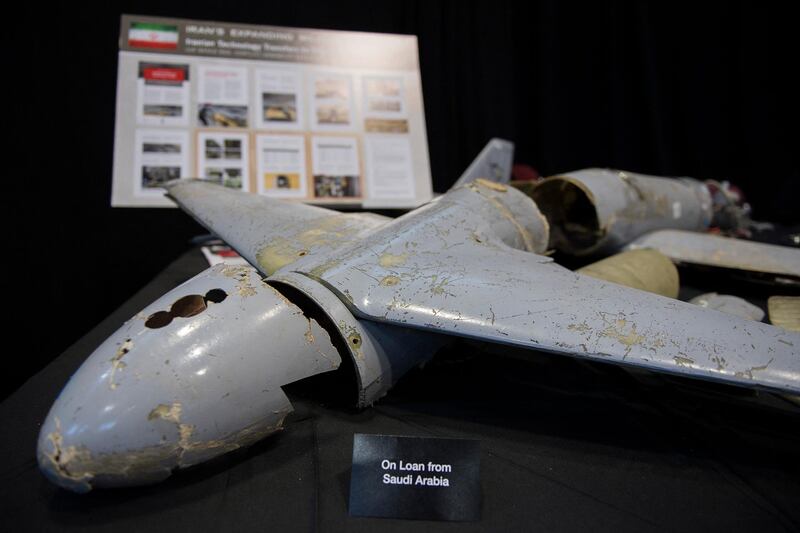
<box><xmin>112</xmin><ymin>15</ymin><xmax>432</xmax><ymax>208</ymax></box>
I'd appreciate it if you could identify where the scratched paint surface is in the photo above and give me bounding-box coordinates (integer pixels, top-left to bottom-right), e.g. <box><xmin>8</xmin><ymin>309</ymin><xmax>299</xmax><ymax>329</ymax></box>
<box><xmin>42</xmin><ymin>177</ymin><xmax>799</xmax><ymax>492</ymax></box>
<box><xmin>167</xmin><ymin>179</ymin><xmax>389</xmax><ymax>276</ymax></box>
<box><xmin>451</xmin><ymin>138</ymin><xmax>514</xmax><ymax>188</ymax></box>
<box><xmin>290</xmin><ymin>182</ymin><xmax>800</xmax><ymax>393</ymax></box>
<box><xmin>269</xmin><ymin>271</ymin><xmax>446</xmax><ymax>407</ymax></box>
<box><xmin>38</xmin><ymin>264</ymin><xmax>340</xmax><ymax>491</ymax></box>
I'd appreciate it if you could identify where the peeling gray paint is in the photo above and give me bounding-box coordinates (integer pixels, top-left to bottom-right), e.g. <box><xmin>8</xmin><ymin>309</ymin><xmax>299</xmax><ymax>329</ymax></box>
<box><xmin>290</xmin><ymin>181</ymin><xmax>799</xmax><ymax>394</ymax></box>
<box><xmin>38</xmin><ymin>264</ymin><xmax>339</xmax><ymax>491</ymax></box>
<box><xmin>450</xmin><ymin>138</ymin><xmax>514</xmax><ymax>188</ymax></box>
<box><xmin>167</xmin><ymin>179</ymin><xmax>389</xmax><ymax>276</ymax></box>
<box><xmin>269</xmin><ymin>272</ymin><xmax>446</xmax><ymax>407</ymax></box>
<box><xmin>40</xmin><ymin>163</ymin><xmax>800</xmax><ymax>493</ymax></box>
<box><xmin>532</xmin><ymin>169</ymin><xmax>712</xmax><ymax>255</ymax></box>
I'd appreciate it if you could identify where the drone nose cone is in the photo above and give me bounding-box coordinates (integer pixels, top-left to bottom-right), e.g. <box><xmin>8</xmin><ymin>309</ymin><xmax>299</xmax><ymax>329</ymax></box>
<box><xmin>38</xmin><ymin>264</ymin><xmax>340</xmax><ymax>492</ymax></box>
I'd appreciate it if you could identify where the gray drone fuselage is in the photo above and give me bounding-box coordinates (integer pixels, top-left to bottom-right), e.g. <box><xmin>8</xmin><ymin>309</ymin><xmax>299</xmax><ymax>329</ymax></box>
<box><xmin>38</xmin><ymin>158</ymin><xmax>800</xmax><ymax>492</ymax></box>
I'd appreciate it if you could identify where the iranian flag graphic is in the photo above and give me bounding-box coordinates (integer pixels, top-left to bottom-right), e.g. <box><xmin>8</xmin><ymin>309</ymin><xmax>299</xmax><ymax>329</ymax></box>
<box><xmin>128</xmin><ymin>22</ymin><xmax>179</xmax><ymax>49</ymax></box>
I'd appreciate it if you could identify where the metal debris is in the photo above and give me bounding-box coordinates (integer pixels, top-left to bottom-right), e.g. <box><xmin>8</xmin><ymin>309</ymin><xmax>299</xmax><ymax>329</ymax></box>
<box><xmin>689</xmin><ymin>293</ymin><xmax>765</xmax><ymax>322</ymax></box>
<box><xmin>531</xmin><ymin>169</ymin><xmax>712</xmax><ymax>255</ymax></box>
<box><xmin>768</xmin><ymin>296</ymin><xmax>800</xmax><ymax>332</ymax></box>
<box><xmin>626</xmin><ymin>229</ymin><xmax>800</xmax><ymax>285</ymax></box>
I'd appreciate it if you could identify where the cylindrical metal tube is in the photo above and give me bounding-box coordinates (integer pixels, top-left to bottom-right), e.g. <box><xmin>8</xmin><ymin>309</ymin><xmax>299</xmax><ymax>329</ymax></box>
<box><xmin>531</xmin><ymin>168</ymin><xmax>712</xmax><ymax>256</ymax></box>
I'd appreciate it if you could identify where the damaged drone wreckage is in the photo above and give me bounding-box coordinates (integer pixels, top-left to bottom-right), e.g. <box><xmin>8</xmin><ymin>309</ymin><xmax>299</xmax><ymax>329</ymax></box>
<box><xmin>39</xmin><ymin>141</ymin><xmax>800</xmax><ymax>492</ymax></box>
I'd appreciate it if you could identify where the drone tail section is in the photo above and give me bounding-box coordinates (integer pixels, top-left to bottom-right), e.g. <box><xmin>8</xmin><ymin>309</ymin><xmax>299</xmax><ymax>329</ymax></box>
<box><xmin>450</xmin><ymin>138</ymin><xmax>515</xmax><ymax>189</ymax></box>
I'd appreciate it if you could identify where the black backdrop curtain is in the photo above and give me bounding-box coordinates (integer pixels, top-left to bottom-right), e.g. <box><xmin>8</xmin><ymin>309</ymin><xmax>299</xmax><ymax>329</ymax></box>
<box><xmin>7</xmin><ymin>0</ymin><xmax>797</xmax><ymax>397</ymax></box>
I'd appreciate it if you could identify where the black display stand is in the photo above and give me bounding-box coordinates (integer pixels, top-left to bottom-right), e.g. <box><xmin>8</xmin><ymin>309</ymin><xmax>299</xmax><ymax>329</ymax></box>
<box><xmin>3</xmin><ymin>249</ymin><xmax>799</xmax><ymax>532</ymax></box>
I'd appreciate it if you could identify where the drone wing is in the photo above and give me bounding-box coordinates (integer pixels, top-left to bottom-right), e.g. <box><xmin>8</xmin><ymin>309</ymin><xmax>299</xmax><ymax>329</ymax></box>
<box><xmin>626</xmin><ymin>229</ymin><xmax>800</xmax><ymax>284</ymax></box>
<box><xmin>165</xmin><ymin>179</ymin><xmax>388</xmax><ymax>275</ymax></box>
<box><xmin>294</xmin><ymin>184</ymin><xmax>800</xmax><ymax>394</ymax></box>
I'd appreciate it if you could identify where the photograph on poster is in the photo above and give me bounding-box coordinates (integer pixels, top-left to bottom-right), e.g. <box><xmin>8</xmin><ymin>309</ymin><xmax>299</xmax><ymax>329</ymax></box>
<box><xmin>205</xmin><ymin>167</ymin><xmax>243</xmax><ymax>189</ymax></box>
<box><xmin>142</xmin><ymin>142</ymin><xmax>181</xmax><ymax>153</ymax></box>
<box><xmin>204</xmin><ymin>139</ymin><xmax>222</xmax><ymax>159</ymax></box>
<box><xmin>142</xmin><ymin>166</ymin><xmax>181</xmax><ymax>188</ymax></box>
<box><xmin>365</xmin><ymin>118</ymin><xmax>409</xmax><ymax>134</ymax></box>
<box><xmin>198</xmin><ymin>104</ymin><xmax>248</xmax><ymax>127</ymax></box>
<box><xmin>313</xmin><ymin>175</ymin><xmax>360</xmax><ymax>198</ymax></box>
<box><xmin>369</xmin><ymin>100</ymin><xmax>402</xmax><ymax>113</ymax></box>
<box><xmin>255</xmin><ymin>134</ymin><xmax>307</xmax><ymax>198</ymax></box>
<box><xmin>203</xmin><ymin>138</ymin><xmax>243</xmax><ymax>159</ymax></box>
<box><xmin>365</xmin><ymin>78</ymin><xmax>401</xmax><ymax>97</ymax></box>
<box><xmin>197</xmin><ymin>131</ymin><xmax>249</xmax><ymax>191</ymax></box>
<box><xmin>315</xmin><ymin>77</ymin><xmax>349</xmax><ymax>99</ymax></box>
<box><xmin>263</xmin><ymin>93</ymin><xmax>297</xmax><ymax>122</ymax></box>
<box><xmin>136</xmin><ymin>62</ymin><xmax>190</xmax><ymax>126</ymax></box>
<box><xmin>316</xmin><ymin>104</ymin><xmax>350</xmax><ymax>125</ymax></box>
<box><xmin>134</xmin><ymin>129</ymin><xmax>189</xmax><ymax>195</ymax></box>
<box><xmin>224</xmin><ymin>139</ymin><xmax>242</xmax><ymax>159</ymax></box>
<box><xmin>265</xmin><ymin>173</ymin><xmax>301</xmax><ymax>190</ymax></box>
<box><xmin>311</xmin><ymin>135</ymin><xmax>361</xmax><ymax>198</ymax></box>
<box><xmin>144</xmin><ymin>106</ymin><xmax>182</xmax><ymax>118</ymax></box>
